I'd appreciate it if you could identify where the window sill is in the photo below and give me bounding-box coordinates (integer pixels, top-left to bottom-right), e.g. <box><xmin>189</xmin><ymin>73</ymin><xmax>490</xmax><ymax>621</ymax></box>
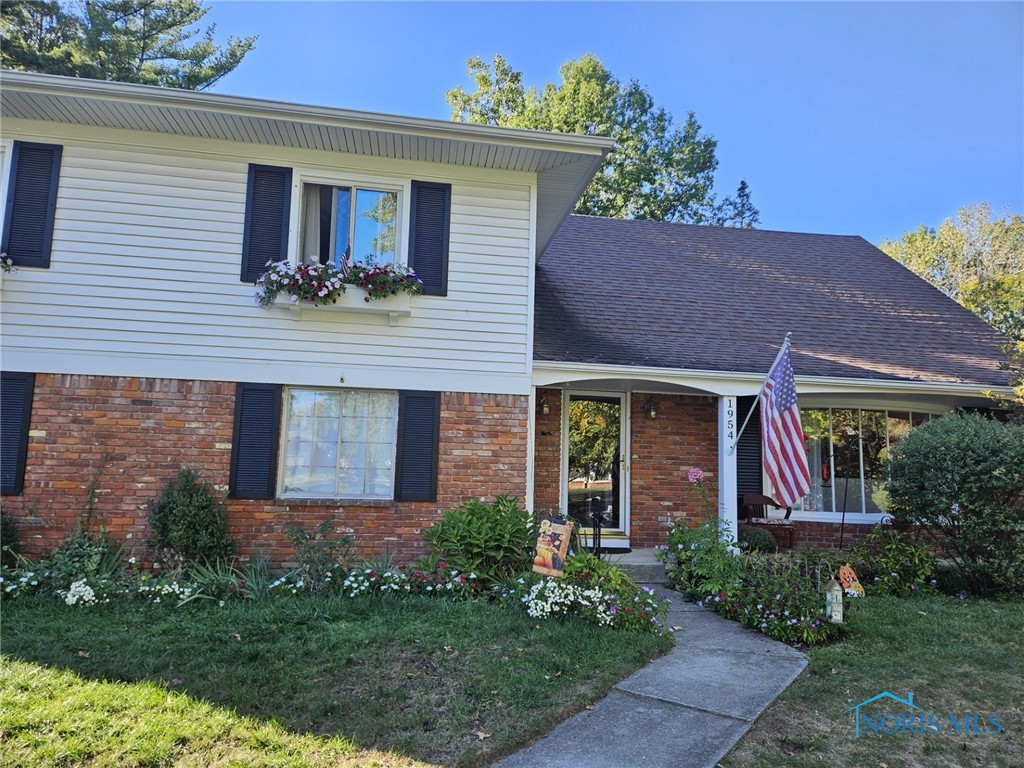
<box><xmin>779</xmin><ymin>512</ymin><xmax>887</xmax><ymax>525</ymax></box>
<box><xmin>269</xmin><ymin>287</ymin><xmax>412</xmax><ymax>325</ymax></box>
<box><xmin>276</xmin><ymin>497</ymin><xmax>394</xmax><ymax>508</ymax></box>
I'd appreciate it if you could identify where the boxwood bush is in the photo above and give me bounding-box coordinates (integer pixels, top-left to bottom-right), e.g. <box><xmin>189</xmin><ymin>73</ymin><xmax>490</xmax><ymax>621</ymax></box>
<box><xmin>887</xmin><ymin>412</ymin><xmax>1024</xmax><ymax>596</ymax></box>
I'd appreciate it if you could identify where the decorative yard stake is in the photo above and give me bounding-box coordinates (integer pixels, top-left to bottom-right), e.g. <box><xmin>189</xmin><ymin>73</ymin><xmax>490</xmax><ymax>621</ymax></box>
<box><xmin>825</xmin><ymin>578</ymin><xmax>844</xmax><ymax>623</ymax></box>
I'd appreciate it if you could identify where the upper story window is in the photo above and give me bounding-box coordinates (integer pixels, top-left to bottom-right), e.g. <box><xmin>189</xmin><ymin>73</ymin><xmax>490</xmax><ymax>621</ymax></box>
<box><xmin>300</xmin><ymin>184</ymin><xmax>398</xmax><ymax>268</ymax></box>
<box><xmin>241</xmin><ymin>163</ymin><xmax>450</xmax><ymax>296</ymax></box>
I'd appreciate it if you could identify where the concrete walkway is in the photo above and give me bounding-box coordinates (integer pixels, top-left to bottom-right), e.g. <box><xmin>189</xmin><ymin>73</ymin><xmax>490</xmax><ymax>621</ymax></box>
<box><xmin>493</xmin><ymin>588</ymin><xmax>807</xmax><ymax>768</ymax></box>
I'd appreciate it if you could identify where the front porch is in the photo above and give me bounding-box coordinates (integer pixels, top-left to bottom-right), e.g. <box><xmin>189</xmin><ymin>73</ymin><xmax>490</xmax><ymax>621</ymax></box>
<box><xmin>529</xmin><ymin>380</ymin><xmax>899</xmax><ymax>553</ymax></box>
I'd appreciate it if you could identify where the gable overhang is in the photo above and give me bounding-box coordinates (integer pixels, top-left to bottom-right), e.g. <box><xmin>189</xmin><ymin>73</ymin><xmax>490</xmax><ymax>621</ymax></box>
<box><xmin>0</xmin><ymin>71</ymin><xmax>611</xmax><ymax>254</ymax></box>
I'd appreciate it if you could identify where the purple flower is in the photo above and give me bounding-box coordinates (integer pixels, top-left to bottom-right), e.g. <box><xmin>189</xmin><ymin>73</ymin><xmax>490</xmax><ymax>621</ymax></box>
<box><xmin>687</xmin><ymin>467</ymin><xmax>704</xmax><ymax>485</ymax></box>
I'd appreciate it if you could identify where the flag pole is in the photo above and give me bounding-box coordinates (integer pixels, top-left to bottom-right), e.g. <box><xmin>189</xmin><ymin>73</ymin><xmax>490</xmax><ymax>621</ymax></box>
<box><xmin>727</xmin><ymin>332</ymin><xmax>792</xmax><ymax>456</ymax></box>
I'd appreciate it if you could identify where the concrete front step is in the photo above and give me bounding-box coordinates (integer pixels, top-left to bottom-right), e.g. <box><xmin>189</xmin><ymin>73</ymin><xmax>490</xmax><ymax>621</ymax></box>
<box><xmin>605</xmin><ymin>548</ymin><xmax>668</xmax><ymax>585</ymax></box>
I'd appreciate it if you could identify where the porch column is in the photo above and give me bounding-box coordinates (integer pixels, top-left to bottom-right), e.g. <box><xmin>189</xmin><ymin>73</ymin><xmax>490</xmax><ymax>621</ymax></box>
<box><xmin>717</xmin><ymin>395</ymin><xmax>739</xmax><ymax>540</ymax></box>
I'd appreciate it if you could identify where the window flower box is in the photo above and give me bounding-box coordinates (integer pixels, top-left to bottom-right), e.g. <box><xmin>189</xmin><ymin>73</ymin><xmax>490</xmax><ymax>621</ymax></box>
<box><xmin>270</xmin><ymin>287</ymin><xmax>411</xmax><ymax>324</ymax></box>
<box><xmin>255</xmin><ymin>260</ymin><xmax>421</xmax><ymax>325</ymax></box>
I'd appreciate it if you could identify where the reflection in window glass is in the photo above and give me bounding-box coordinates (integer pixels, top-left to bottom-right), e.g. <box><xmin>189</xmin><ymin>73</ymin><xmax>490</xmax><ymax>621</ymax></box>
<box><xmin>300</xmin><ymin>184</ymin><xmax>397</xmax><ymax>268</ymax></box>
<box><xmin>282</xmin><ymin>390</ymin><xmax>397</xmax><ymax>498</ymax></box>
<box><xmin>799</xmin><ymin>408</ymin><xmax>940</xmax><ymax>513</ymax></box>
<box><xmin>830</xmin><ymin>410</ymin><xmax>862</xmax><ymax>514</ymax></box>
<box><xmin>887</xmin><ymin>412</ymin><xmax>911</xmax><ymax>445</ymax></box>
<box><xmin>802</xmin><ymin>409</ymin><xmax>832</xmax><ymax>512</ymax></box>
<box><xmin>861</xmin><ymin>411</ymin><xmax>888</xmax><ymax>513</ymax></box>
<box><xmin>353</xmin><ymin>189</ymin><xmax>397</xmax><ymax>264</ymax></box>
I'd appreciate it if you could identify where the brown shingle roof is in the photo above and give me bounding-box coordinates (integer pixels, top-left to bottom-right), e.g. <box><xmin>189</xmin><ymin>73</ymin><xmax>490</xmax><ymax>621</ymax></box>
<box><xmin>535</xmin><ymin>216</ymin><xmax>1011</xmax><ymax>387</ymax></box>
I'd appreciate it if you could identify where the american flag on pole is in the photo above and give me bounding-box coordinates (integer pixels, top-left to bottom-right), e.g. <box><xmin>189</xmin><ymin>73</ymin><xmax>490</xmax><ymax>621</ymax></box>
<box><xmin>759</xmin><ymin>343</ymin><xmax>811</xmax><ymax>507</ymax></box>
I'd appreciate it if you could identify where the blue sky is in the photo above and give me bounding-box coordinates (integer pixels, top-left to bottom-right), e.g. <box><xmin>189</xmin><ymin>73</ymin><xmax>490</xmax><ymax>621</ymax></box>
<box><xmin>204</xmin><ymin>1</ymin><xmax>1023</xmax><ymax>243</ymax></box>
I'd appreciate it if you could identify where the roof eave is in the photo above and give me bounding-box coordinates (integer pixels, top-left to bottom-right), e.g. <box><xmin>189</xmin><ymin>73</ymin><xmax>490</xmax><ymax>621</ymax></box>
<box><xmin>0</xmin><ymin>71</ymin><xmax>612</xmax><ymax>252</ymax></box>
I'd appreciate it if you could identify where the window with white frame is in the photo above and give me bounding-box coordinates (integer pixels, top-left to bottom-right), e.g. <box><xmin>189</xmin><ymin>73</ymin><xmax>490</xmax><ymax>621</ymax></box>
<box><xmin>280</xmin><ymin>389</ymin><xmax>398</xmax><ymax>498</ymax></box>
<box><xmin>300</xmin><ymin>183</ymin><xmax>398</xmax><ymax>269</ymax></box>
<box><xmin>799</xmin><ymin>408</ymin><xmax>937</xmax><ymax>515</ymax></box>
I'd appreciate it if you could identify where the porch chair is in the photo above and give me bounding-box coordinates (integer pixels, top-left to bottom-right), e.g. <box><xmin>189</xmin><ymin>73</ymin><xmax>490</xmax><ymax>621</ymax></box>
<box><xmin>741</xmin><ymin>493</ymin><xmax>795</xmax><ymax>549</ymax></box>
<box><xmin>740</xmin><ymin>493</ymin><xmax>791</xmax><ymax>522</ymax></box>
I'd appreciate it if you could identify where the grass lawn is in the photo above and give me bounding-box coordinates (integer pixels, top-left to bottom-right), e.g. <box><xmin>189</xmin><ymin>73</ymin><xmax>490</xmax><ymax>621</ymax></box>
<box><xmin>724</xmin><ymin>595</ymin><xmax>1024</xmax><ymax>768</ymax></box>
<box><xmin>0</xmin><ymin>594</ymin><xmax>671</xmax><ymax>767</ymax></box>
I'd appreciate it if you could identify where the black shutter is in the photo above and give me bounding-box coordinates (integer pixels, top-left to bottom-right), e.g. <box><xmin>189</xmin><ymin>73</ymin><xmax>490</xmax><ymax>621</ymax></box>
<box><xmin>395</xmin><ymin>391</ymin><xmax>441</xmax><ymax>502</ymax></box>
<box><xmin>240</xmin><ymin>164</ymin><xmax>292</xmax><ymax>282</ymax></box>
<box><xmin>736</xmin><ymin>395</ymin><xmax>763</xmax><ymax>500</ymax></box>
<box><xmin>229</xmin><ymin>382</ymin><xmax>282</xmax><ymax>499</ymax></box>
<box><xmin>408</xmin><ymin>181</ymin><xmax>450</xmax><ymax>296</ymax></box>
<box><xmin>1</xmin><ymin>372</ymin><xmax>35</xmax><ymax>496</ymax></box>
<box><xmin>2</xmin><ymin>142</ymin><xmax>62</xmax><ymax>268</ymax></box>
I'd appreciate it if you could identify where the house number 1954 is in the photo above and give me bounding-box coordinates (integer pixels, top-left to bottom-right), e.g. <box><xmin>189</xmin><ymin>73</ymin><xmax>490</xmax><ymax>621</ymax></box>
<box><xmin>726</xmin><ymin>397</ymin><xmax>735</xmax><ymax>441</ymax></box>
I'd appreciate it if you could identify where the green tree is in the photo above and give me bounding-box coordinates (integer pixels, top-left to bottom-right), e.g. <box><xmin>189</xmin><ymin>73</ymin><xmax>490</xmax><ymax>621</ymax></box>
<box><xmin>568</xmin><ymin>400</ymin><xmax>619</xmax><ymax>484</ymax></box>
<box><xmin>1</xmin><ymin>0</ymin><xmax>255</xmax><ymax>90</ymax></box>
<box><xmin>879</xmin><ymin>203</ymin><xmax>1023</xmax><ymax>339</ymax></box>
<box><xmin>447</xmin><ymin>54</ymin><xmax>757</xmax><ymax>226</ymax></box>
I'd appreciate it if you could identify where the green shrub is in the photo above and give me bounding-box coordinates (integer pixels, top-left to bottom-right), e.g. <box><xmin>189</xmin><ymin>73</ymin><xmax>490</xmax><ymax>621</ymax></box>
<box><xmin>887</xmin><ymin>412</ymin><xmax>1024</xmax><ymax>596</ymax></box>
<box><xmin>738</xmin><ymin>525</ymin><xmax>777</xmax><ymax>553</ymax></box>
<box><xmin>149</xmin><ymin>467</ymin><xmax>235</xmax><ymax>567</ymax></box>
<box><xmin>424</xmin><ymin>495</ymin><xmax>534</xmax><ymax>588</ymax></box>
<box><xmin>851</xmin><ymin>526</ymin><xmax>936</xmax><ymax>597</ymax></box>
<box><xmin>659</xmin><ymin>516</ymin><xmax>743</xmax><ymax>597</ymax></box>
<box><xmin>1</xmin><ymin>510</ymin><xmax>19</xmax><ymax>568</ymax></box>
<box><xmin>284</xmin><ymin>520</ymin><xmax>354</xmax><ymax>593</ymax></box>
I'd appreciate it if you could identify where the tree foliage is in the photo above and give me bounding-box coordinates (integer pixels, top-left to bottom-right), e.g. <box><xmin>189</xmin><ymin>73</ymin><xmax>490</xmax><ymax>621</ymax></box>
<box><xmin>447</xmin><ymin>54</ymin><xmax>757</xmax><ymax>226</ymax></box>
<box><xmin>567</xmin><ymin>400</ymin><xmax>619</xmax><ymax>483</ymax></box>
<box><xmin>1</xmin><ymin>0</ymin><xmax>256</xmax><ymax>90</ymax></box>
<box><xmin>879</xmin><ymin>203</ymin><xmax>1023</xmax><ymax>340</ymax></box>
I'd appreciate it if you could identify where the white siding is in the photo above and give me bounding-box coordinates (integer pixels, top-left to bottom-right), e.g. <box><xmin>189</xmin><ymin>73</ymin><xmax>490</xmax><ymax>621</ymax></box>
<box><xmin>0</xmin><ymin>129</ymin><xmax>536</xmax><ymax>394</ymax></box>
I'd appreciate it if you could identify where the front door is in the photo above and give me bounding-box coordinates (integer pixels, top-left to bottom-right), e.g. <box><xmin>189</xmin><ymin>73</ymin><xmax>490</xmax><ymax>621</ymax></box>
<box><xmin>562</xmin><ymin>392</ymin><xmax>629</xmax><ymax>543</ymax></box>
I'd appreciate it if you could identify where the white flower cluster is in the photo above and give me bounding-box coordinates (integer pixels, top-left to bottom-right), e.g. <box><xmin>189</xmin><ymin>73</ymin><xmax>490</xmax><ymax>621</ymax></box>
<box><xmin>60</xmin><ymin>579</ymin><xmax>98</xmax><ymax>606</ymax></box>
<box><xmin>137</xmin><ymin>580</ymin><xmax>194</xmax><ymax>604</ymax></box>
<box><xmin>253</xmin><ymin>259</ymin><xmax>347</xmax><ymax>306</ymax></box>
<box><xmin>523</xmin><ymin>579</ymin><xmax>615</xmax><ymax>626</ymax></box>
<box><xmin>1</xmin><ymin>570</ymin><xmax>41</xmax><ymax>596</ymax></box>
<box><xmin>341</xmin><ymin>569</ymin><xmax>412</xmax><ymax>598</ymax></box>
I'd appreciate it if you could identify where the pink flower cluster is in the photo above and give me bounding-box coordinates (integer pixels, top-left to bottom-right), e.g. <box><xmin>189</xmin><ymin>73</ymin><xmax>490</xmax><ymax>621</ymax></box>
<box><xmin>687</xmin><ymin>467</ymin><xmax>705</xmax><ymax>485</ymax></box>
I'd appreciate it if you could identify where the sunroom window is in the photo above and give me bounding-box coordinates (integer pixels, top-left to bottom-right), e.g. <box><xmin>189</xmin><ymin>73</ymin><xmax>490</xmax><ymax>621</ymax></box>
<box><xmin>280</xmin><ymin>389</ymin><xmax>398</xmax><ymax>499</ymax></box>
<box><xmin>300</xmin><ymin>184</ymin><xmax>398</xmax><ymax>268</ymax></box>
<box><xmin>800</xmin><ymin>408</ymin><xmax>936</xmax><ymax>515</ymax></box>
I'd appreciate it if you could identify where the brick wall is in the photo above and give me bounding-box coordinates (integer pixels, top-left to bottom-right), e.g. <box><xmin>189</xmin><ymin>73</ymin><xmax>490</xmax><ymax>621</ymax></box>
<box><xmin>533</xmin><ymin>388</ymin><xmax>562</xmax><ymax>515</ymax></box>
<box><xmin>3</xmin><ymin>375</ymin><xmax>528</xmax><ymax>566</ymax></box>
<box><xmin>629</xmin><ymin>394</ymin><xmax>719</xmax><ymax>547</ymax></box>
<box><xmin>790</xmin><ymin>520</ymin><xmax>872</xmax><ymax>550</ymax></box>
<box><xmin>531</xmin><ymin>391</ymin><xmax>720</xmax><ymax>549</ymax></box>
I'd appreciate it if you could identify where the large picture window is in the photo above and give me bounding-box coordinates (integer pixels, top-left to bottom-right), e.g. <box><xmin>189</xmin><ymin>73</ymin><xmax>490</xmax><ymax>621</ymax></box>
<box><xmin>300</xmin><ymin>184</ymin><xmax>398</xmax><ymax>269</ymax></box>
<box><xmin>280</xmin><ymin>389</ymin><xmax>398</xmax><ymax>499</ymax></box>
<box><xmin>800</xmin><ymin>408</ymin><xmax>936</xmax><ymax>515</ymax></box>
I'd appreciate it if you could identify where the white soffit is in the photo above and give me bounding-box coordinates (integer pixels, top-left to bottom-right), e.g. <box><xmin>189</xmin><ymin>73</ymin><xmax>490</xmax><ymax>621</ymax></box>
<box><xmin>0</xmin><ymin>71</ymin><xmax>611</xmax><ymax>254</ymax></box>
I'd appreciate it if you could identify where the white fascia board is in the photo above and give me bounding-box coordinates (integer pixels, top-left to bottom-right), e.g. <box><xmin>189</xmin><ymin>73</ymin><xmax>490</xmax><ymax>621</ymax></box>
<box><xmin>0</xmin><ymin>71</ymin><xmax>613</xmax><ymax>162</ymax></box>
<box><xmin>2</xmin><ymin>349</ymin><xmax>531</xmax><ymax>396</ymax></box>
<box><xmin>532</xmin><ymin>360</ymin><xmax>1011</xmax><ymax>399</ymax></box>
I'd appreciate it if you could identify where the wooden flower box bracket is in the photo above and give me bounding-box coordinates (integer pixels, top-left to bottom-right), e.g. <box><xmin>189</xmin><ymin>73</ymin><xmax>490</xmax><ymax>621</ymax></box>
<box><xmin>269</xmin><ymin>288</ymin><xmax>412</xmax><ymax>326</ymax></box>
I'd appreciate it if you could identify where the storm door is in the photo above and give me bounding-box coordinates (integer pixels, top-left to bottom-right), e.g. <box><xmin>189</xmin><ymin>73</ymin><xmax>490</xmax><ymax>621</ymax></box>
<box><xmin>562</xmin><ymin>392</ymin><xmax>629</xmax><ymax>542</ymax></box>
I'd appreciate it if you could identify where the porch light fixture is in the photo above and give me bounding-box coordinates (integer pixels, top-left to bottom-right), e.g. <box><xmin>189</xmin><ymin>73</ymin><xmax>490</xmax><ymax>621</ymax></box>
<box><xmin>538</xmin><ymin>397</ymin><xmax>550</xmax><ymax>416</ymax></box>
<box><xmin>644</xmin><ymin>397</ymin><xmax>658</xmax><ymax>420</ymax></box>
